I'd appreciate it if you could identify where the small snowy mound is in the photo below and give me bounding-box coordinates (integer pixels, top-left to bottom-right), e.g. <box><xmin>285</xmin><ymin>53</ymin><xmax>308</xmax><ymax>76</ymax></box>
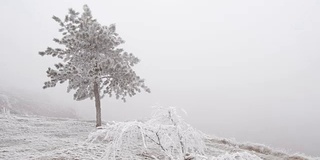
<box><xmin>213</xmin><ymin>152</ymin><xmax>262</xmax><ymax>160</ymax></box>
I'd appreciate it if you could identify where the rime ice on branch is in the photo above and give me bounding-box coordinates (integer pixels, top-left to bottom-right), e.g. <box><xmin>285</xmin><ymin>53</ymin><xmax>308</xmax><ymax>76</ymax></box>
<box><xmin>39</xmin><ymin>5</ymin><xmax>150</xmax><ymax>127</ymax></box>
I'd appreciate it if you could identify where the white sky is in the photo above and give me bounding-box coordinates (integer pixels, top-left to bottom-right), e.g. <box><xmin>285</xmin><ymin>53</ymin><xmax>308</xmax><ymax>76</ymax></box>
<box><xmin>0</xmin><ymin>0</ymin><xmax>320</xmax><ymax>156</ymax></box>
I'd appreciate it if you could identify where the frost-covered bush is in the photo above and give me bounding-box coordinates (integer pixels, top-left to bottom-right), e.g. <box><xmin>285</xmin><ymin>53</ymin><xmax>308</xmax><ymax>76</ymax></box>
<box><xmin>86</xmin><ymin>107</ymin><xmax>268</xmax><ymax>159</ymax></box>
<box><xmin>1</xmin><ymin>107</ymin><xmax>12</xmax><ymax>119</ymax></box>
<box><xmin>87</xmin><ymin>107</ymin><xmax>207</xmax><ymax>159</ymax></box>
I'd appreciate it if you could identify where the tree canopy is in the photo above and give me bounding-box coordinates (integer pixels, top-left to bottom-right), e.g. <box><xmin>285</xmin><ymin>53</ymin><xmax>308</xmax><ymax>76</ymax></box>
<box><xmin>39</xmin><ymin>5</ymin><xmax>150</xmax><ymax>102</ymax></box>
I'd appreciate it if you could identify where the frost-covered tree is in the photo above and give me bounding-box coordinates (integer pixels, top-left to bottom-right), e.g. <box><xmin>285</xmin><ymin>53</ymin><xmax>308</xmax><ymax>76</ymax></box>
<box><xmin>39</xmin><ymin>5</ymin><xmax>150</xmax><ymax>127</ymax></box>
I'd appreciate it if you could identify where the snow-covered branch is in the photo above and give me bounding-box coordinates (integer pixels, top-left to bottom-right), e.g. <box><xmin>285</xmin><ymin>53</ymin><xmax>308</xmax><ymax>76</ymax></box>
<box><xmin>87</xmin><ymin>107</ymin><xmax>207</xmax><ymax>159</ymax></box>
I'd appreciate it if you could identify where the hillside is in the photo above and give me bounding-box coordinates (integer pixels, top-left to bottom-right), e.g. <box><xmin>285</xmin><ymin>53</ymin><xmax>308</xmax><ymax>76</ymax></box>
<box><xmin>0</xmin><ymin>89</ymin><xmax>76</xmax><ymax>119</ymax></box>
<box><xmin>0</xmin><ymin>109</ymin><xmax>317</xmax><ymax>160</ymax></box>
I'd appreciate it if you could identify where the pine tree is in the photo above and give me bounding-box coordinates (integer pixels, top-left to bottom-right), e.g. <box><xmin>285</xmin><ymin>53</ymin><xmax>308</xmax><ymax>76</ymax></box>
<box><xmin>39</xmin><ymin>5</ymin><xmax>150</xmax><ymax>127</ymax></box>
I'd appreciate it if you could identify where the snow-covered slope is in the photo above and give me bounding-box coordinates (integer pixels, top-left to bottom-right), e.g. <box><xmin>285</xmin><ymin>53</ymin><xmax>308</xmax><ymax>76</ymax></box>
<box><xmin>1</xmin><ymin>113</ymin><xmax>317</xmax><ymax>160</ymax></box>
<box><xmin>0</xmin><ymin>89</ymin><xmax>76</xmax><ymax>118</ymax></box>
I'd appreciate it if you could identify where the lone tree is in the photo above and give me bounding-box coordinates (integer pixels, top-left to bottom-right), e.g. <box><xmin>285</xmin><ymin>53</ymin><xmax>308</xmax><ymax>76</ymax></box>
<box><xmin>39</xmin><ymin>5</ymin><xmax>150</xmax><ymax>127</ymax></box>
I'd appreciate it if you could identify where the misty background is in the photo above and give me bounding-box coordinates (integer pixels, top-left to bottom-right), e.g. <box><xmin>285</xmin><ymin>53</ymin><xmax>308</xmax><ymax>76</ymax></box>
<box><xmin>0</xmin><ymin>0</ymin><xmax>319</xmax><ymax>156</ymax></box>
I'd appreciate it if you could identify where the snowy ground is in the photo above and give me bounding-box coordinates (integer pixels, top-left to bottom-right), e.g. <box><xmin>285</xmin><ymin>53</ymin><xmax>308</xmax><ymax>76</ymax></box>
<box><xmin>0</xmin><ymin>113</ymin><xmax>317</xmax><ymax>160</ymax></box>
<box><xmin>0</xmin><ymin>114</ymin><xmax>97</xmax><ymax>159</ymax></box>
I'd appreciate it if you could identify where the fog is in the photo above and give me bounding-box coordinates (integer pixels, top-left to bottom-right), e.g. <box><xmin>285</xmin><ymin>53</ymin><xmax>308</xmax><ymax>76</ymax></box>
<box><xmin>1</xmin><ymin>0</ymin><xmax>320</xmax><ymax>156</ymax></box>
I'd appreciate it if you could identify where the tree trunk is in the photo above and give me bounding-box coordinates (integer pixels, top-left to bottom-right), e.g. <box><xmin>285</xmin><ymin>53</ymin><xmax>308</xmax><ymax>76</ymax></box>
<box><xmin>93</xmin><ymin>82</ymin><xmax>102</xmax><ymax>127</ymax></box>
